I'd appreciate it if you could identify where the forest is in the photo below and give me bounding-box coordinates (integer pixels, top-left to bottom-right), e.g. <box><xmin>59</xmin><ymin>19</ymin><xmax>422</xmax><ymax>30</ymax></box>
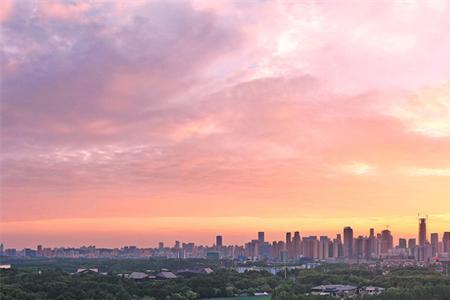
<box><xmin>1</xmin><ymin>258</ymin><xmax>450</xmax><ymax>300</ymax></box>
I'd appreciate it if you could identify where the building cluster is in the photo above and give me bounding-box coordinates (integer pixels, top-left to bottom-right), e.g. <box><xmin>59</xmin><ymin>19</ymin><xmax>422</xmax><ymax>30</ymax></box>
<box><xmin>1</xmin><ymin>218</ymin><xmax>449</xmax><ymax>263</ymax></box>
<box><xmin>310</xmin><ymin>285</ymin><xmax>385</xmax><ymax>297</ymax></box>
<box><xmin>74</xmin><ymin>267</ymin><xmax>213</xmax><ymax>281</ymax></box>
<box><xmin>213</xmin><ymin>218</ymin><xmax>449</xmax><ymax>263</ymax></box>
<box><xmin>0</xmin><ymin>243</ymin><xmax>213</xmax><ymax>259</ymax></box>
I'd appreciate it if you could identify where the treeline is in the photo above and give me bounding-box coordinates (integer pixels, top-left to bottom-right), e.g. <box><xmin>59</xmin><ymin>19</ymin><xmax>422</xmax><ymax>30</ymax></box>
<box><xmin>273</xmin><ymin>265</ymin><xmax>450</xmax><ymax>300</ymax></box>
<box><xmin>1</xmin><ymin>260</ymin><xmax>450</xmax><ymax>300</ymax></box>
<box><xmin>1</xmin><ymin>269</ymin><xmax>277</xmax><ymax>300</ymax></box>
<box><xmin>0</xmin><ymin>257</ymin><xmax>223</xmax><ymax>273</ymax></box>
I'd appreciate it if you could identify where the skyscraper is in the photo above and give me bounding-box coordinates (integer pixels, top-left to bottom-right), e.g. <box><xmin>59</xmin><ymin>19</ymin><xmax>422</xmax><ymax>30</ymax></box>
<box><xmin>368</xmin><ymin>228</ymin><xmax>376</xmax><ymax>259</ymax></box>
<box><xmin>319</xmin><ymin>236</ymin><xmax>330</xmax><ymax>260</ymax></box>
<box><xmin>343</xmin><ymin>226</ymin><xmax>353</xmax><ymax>258</ymax></box>
<box><xmin>216</xmin><ymin>235</ymin><xmax>223</xmax><ymax>249</ymax></box>
<box><xmin>430</xmin><ymin>233</ymin><xmax>438</xmax><ymax>256</ymax></box>
<box><xmin>272</xmin><ymin>241</ymin><xmax>281</xmax><ymax>259</ymax></box>
<box><xmin>408</xmin><ymin>238</ymin><xmax>416</xmax><ymax>249</ymax></box>
<box><xmin>408</xmin><ymin>238</ymin><xmax>416</xmax><ymax>256</ymax></box>
<box><xmin>419</xmin><ymin>218</ymin><xmax>427</xmax><ymax>247</ymax></box>
<box><xmin>293</xmin><ymin>231</ymin><xmax>301</xmax><ymax>258</ymax></box>
<box><xmin>354</xmin><ymin>236</ymin><xmax>365</xmax><ymax>259</ymax></box>
<box><xmin>380</xmin><ymin>229</ymin><xmax>393</xmax><ymax>254</ymax></box>
<box><xmin>258</xmin><ymin>232</ymin><xmax>265</xmax><ymax>243</ymax></box>
<box><xmin>286</xmin><ymin>232</ymin><xmax>293</xmax><ymax>258</ymax></box>
<box><xmin>443</xmin><ymin>232</ymin><xmax>450</xmax><ymax>253</ymax></box>
<box><xmin>336</xmin><ymin>234</ymin><xmax>343</xmax><ymax>257</ymax></box>
<box><xmin>398</xmin><ymin>238</ymin><xmax>407</xmax><ymax>249</ymax></box>
<box><xmin>302</xmin><ymin>236</ymin><xmax>319</xmax><ymax>259</ymax></box>
<box><xmin>286</xmin><ymin>232</ymin><xmax>292</xmax><ymax>245</ymax></box>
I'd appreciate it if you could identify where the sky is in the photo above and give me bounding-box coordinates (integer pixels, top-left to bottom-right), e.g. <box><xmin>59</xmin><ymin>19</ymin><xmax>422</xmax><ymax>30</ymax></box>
<box><xmin>1</xmin><ymin>0</ymin><xmax>450</xmax><ymax>248</ymax></box>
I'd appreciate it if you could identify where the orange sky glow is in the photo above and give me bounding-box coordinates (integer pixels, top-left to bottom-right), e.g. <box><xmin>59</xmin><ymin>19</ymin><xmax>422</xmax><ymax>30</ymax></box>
<box><xmin>1</xmin><ymin>0</ymin><xmax>450</xmax><ymax>248</ymax></box>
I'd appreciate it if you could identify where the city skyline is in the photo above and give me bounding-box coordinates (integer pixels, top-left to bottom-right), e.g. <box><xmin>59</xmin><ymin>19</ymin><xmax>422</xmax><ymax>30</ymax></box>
<box><xmin>2</xmin><ymin>217</ymin><xmax>450</xmax><ymax>264</ymax></box>
<box><xmin>2</xmin><ymin>215</ymin><xmax>448</xmax><ymax>249</ymax></box>
<box><xmin>2</xmin><ymin>1</ymin><xmax>450</xmax><ymax>248</ymax></box>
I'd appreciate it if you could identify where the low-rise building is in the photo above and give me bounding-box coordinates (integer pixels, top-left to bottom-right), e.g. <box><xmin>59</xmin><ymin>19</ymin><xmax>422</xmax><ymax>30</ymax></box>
<box><xmin>76</xmin><ymin>268</ymin><xmax>99</xmax><ymax>274</ymax></box>
<box><xmin>156</xmin><ymin>271</ymin><xmax>177</xmax><ymax>279</ymax></box>
<box><xmin>311</xmin><ymin>285</ymin><xmax>357</xmax><ymax>297</ymax></box>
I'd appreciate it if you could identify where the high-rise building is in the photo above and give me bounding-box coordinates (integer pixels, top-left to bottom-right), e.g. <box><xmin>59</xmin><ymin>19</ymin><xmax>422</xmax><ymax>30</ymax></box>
<box><xmin>419</xmin><ymin>218</ymin><xmax>427</xmax><ymax>247</ymax></box>
<box><xmin>380</xmin><ymin>229</ymin><xmax>393</xmax><ymax>254</ymax></box>
<box><xmin>319</xmin><ymin>236</ymin><xmax>329</xmax><ymax>260</ymax></box>
<box><xmin>37</xmin><ymin>245</ymin><xmax>43</xmax><ymax>256</ymax></box>
<box><xmin>368</xmin><ymin>228</ymin><xmax>376</xmax><ymax>259</ymax></box>
<box><xmin>337</xmin><ymin>234</ymin><xmax>344</xmax><ymax>257</ymax></box>
<box><xmin>274</xmin><ymin>241</ymin><xmax>279</xmax><ymax>258</ymax></box>
<box><xmin>443</xmin><ymin>232</ymin><xmax>450</xmax><ymax>253</ymax></box>
<box><xmin>158</xmin><ymin>242</ymin><xmax>164</xmax><ymax>250</ymax></box>
<box><xmin>293</xmin><ymin>231</ymin><xmax>301</xmax><ymax>258</ymax></box>
<box><xmin>286</xmin><ymin>232</ymin><xmax>294</xmax><ymax>258</ymax></box>
<box><xmin>258</xmin><ymin>232</ymin><xmax>265</xmax><ymax>244</ymax></box>
<box><xmin>251</xmin><ymin>240</ymin><xmax>259</xmax><ymax>258</ymax></box>
<box><xmin>354</xmin><ymin>236</ymin><xmax>365</xmax><ymax>259</ymax></box>
<box><xmin>332</xmin><ymin>238</ymin><xmax>340</xmax><ymax>258</ymax></box>
<box><xmin>302</xmin><ymin>236</ymin><xmax>319</xmax><ymax>259</ymax></box>
<box><xmin>343</xmin><ymin>226</ymin><xmax>353</xmax><ymax>258</ymax></box>
<box><xmin>216</xmin><ymin>235</ymin><xmax>223</xmax><ymax>249</ymax></box>
<box><xmin>398</xmin><ymin>238</ymin><xmax>407</xmax><ymax>249</ymax></box>
<box><xmin>5</xmin><ymin>248</ymin><xmax>16</xmax><ymax>256</ymax></box>
<box><xmin>408</xmin><ymin>238</ymin><xmax>416</xmax><ymax>256</ymax></box>
<box><xmin>430</xmin><ymin>233</ymin><xmax>438</xmax><ymax>256</ymax></box>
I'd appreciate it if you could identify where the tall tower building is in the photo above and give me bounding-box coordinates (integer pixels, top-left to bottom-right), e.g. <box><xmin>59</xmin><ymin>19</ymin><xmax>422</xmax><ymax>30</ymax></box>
<box><xmin>286</xmin><ymin>232</ymin><xmax>292</xmax><ymax>245</ymax></box>
<box><xmin>216</xmin><ymin>235</ymin><xmax>223</xmax><ymax>249</ymax></box>
<box><xmin>419</xmin><ymin>218</ymin><xmax>427</xmax><ymax>247</ymax></box>
<box><xmin>408</xmin><ymin>238</ymin><xmax>416</xmax><ymax>256</ymax></box>
<box><xmin>343</xmin><ymin>226</ymin><xmax>353</xmax><ymax>258</ymax></box>
<box><xmin>319</xmin><ymin>236</ymin><xmax>330</xmax><ymax>260</ymax></box>
<box><xmin>368</xmin><ymin>228</ymin><xmax>376</xmax><ymax>258</ymax></box>
<box><xmin>336</xmin><ymin>234</ymin><xmax>343</xmax><ymax>257</ymax></box>
<box><xmin>380</xmin><ymin>229</ymin><xmax>393</xmax><ymax>254</ymax></box>
<box><xmin>293</xmin><ymin>231</ymin><xmax>301</xmax><ymax>258</ymax></box>
<box><xmin>285</xmin><ymin>232</ymin><xmax>293</xmax><ymax>258</ymax></box>
<box><xmin>354</xmin><ymin>236</ymin><xmax>365</xmax><ymax>259</ymax></box>
<box><xmin>443</xmin><ymin>232</ymin><xmax>450</xmax><ymax>253</ymax></box>
<box><xmin>408</xmin><ymin>238</ymin><xmax>416</xmax><ymax>249</ymax></box>
<box><xmin>258</xmin><ymin>232</ymin><xmax>265</xmax><ymax>243</ymax></box>
<box><xmin>430</xmin><ymin>233</ymin><xmax>438</xmax><ymax>256</ymax></box>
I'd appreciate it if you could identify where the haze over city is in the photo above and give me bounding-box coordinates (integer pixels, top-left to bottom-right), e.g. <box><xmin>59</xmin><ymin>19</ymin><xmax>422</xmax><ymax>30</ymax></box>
<box><xmin>1</xmin><ymin>0</ymin><xmax>450</xmax><ymax>248</ymax></box>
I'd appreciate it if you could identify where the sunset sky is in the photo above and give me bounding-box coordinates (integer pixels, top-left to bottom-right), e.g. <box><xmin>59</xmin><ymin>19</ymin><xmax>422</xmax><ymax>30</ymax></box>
<box><xmin>1</xmin><ymin>0</ymin><xmax>450</xmax><ymax>248</ymax></box>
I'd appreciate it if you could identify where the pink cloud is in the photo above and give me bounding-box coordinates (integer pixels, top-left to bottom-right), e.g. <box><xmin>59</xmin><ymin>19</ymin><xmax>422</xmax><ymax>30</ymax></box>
<box><xmin>2</xmin><ymin>1</ymin><xmax>450</xmax><ymax>246</ymax></box>
<box><xmin>0</xmin><ymin>0</ymin><xmax>14</xmax><ymax>23</ymax></box>
<box><xmin>38</xmin><ymin>1</ymin><xmax>90</xmax><ymax>20</ymax></box>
